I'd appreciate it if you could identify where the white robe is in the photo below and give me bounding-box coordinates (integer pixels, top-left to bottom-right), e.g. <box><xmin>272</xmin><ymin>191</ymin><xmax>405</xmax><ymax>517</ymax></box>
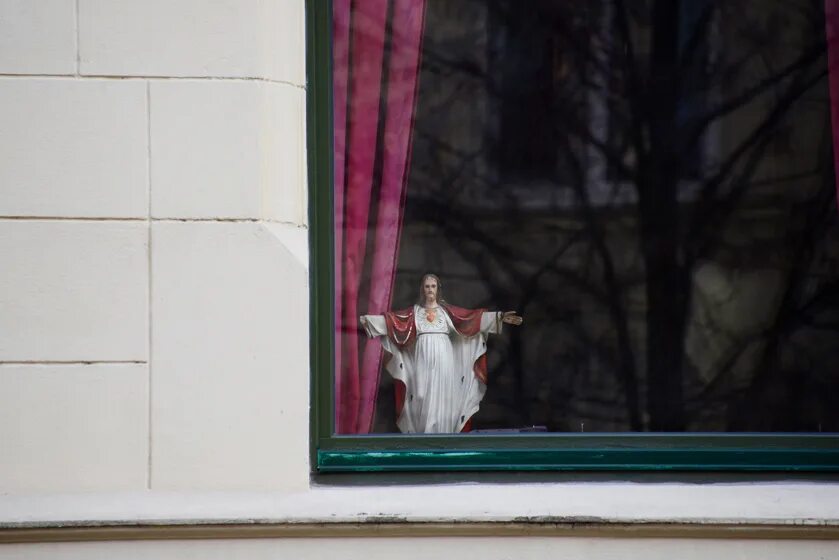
<box><xmin>362</xmin><ymin>305</ymin><xmax>502</xmax><ymax>433</ymax></box>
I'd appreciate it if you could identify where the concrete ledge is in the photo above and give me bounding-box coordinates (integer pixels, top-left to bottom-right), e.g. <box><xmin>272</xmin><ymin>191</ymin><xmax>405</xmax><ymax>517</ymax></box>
<box><xmin>2</xmin><ymin>483</ymin><xmax>839</xmax><ymax>531</ymax></box>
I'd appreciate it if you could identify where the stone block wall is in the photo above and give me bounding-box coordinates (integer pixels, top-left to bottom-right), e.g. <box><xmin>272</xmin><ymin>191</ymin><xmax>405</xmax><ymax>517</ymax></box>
<box><xmin>0</xmin><ymin>0</ymin><xmax>309</xmax><ymax>493</ymax></box>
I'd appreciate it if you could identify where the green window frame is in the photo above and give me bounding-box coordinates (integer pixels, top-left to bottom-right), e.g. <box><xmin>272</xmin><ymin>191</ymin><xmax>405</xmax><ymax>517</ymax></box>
<box><xmin>306</xmin><ymin>0</ymin><xmax>839</xmax><ymax>474</ymax></box>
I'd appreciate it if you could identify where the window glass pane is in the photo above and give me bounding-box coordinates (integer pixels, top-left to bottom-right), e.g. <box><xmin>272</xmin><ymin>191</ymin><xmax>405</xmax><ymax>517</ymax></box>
<box><xmin>334</xmin><ymin>0</ymin><xmax>838</xmax><ymax>435</ymax></box>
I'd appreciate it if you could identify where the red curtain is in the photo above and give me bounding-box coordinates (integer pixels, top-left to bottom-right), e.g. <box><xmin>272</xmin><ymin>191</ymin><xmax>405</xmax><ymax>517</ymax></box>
<box><xmin>828</xmin><ymin>0</ymin><xmax>839</xmax><ymax>206</ymax></box>
<box><xmin>334</xmin><ymin>0</ymin><xmax>426</xmax><ymax>434</ymax></box>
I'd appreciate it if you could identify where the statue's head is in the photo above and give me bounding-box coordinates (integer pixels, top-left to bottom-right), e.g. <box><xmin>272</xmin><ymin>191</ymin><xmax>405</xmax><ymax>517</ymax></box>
<box><xmin>417</xmin><ymin>273</ymin><xmax>444</xmax><ymax>306</ymax></box>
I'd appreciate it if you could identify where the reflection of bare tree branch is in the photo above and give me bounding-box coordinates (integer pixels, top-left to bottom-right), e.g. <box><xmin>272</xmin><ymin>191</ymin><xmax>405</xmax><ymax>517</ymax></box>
<box><xmin>613</xmin><ymin>0</ymin><xmax>649</xmax><ymax>181</ymax></box>
<box><xmin>561</xmin><ymin>140</ymin><xmax>642</xmax><ymax>429</ymax></box>
<box><xmin>410</xmin><ymin>196</ymin><xmax>612</xmax><ymax>306</ymax></box>
<box><xmin>701</xmin><ymin>136</ymin><xmax>836</xmax><ymax>427</ymax></box>
<box><xmin>684</xmin><ymin>42</ymin><xmax>825</xmax><ymax>152</ymax></box>
<box><xmin>690</xmin><ymin>68</ymin><xmax>828</xmax><ymax>262</ymax></box>
<box><xmin>678</xmin><ymin>3</ymin><xmax>715</xmax><ymax>70</ymax></box>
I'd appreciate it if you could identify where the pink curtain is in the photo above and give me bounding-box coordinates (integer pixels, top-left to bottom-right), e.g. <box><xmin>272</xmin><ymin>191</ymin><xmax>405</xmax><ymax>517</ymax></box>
<box><xmin>334</xmin><ymin>0</ymin><xmax>426</xmax><ymax>434</ymax></box>
<box><xmin>828</xmin><ymin>0</ymin><xmax>839</xmax><ymax>206</ymax></box>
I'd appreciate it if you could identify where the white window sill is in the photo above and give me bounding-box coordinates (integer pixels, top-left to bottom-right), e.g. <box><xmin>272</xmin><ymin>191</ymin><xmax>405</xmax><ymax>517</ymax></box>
<box><xmin>2</xmin><ymin>482</ymin><xmax>839</xmax><ymax>528</ymax></box>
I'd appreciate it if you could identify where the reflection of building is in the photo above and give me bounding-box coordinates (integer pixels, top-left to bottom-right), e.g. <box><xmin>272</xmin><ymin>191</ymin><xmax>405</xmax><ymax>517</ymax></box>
<box><xmin>1</xmin><ymin>0</ymin><xmax>839</xmax><ymax>557</ymax></box>
<box><xmin>388</xmin><ymin>0</ymin><xmax>839</xmax><ymax>433</ymax></box>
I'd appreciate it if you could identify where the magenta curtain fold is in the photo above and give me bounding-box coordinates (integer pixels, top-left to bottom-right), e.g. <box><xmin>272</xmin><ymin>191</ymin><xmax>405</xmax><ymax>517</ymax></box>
<box><xmin>334</xmin><ymin>0</ymin><xmax>426</xmax><ymax>434</ymax></box>
<box><xmin>828</xmin><ymin>0</ymin><xmax>839</xmax><ymax>206</ymax></box>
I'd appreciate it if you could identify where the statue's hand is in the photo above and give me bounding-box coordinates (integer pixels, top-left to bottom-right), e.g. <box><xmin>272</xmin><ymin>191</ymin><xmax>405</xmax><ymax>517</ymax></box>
<box><xmin>502</xmin><ymin>311</ymin><xmax>523</xmax><ymax>326</ymax></box>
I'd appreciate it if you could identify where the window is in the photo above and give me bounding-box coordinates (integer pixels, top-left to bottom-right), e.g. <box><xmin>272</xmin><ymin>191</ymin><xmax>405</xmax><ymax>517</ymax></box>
<box><xmin>309</xmin><ymin>0</ymin><xmax>839</xmax><ymax>472</ymax></box>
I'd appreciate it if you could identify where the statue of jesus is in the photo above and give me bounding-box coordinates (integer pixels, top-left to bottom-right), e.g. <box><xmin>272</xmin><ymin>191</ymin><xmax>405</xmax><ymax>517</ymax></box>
<box><xmin>360</xmin><ymin>274</ymin><xmax>523</xmax><ymax>434</ymax></box>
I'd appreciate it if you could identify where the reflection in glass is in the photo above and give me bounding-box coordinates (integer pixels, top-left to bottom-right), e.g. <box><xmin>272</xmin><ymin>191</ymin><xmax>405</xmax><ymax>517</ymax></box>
<box><xmin>335</xmin><ymin>0</ymin><xmax>839</xmax><ymax>434</ymax></box>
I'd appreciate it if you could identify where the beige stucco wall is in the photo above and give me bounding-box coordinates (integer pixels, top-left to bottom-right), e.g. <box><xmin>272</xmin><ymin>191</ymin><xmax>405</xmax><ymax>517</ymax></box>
<box><xmin>0</xmin><ymin>0</ymin><xmax>308</xmax><ymax>494</ymax></box>
<box><xmin>3</xmin><ymin>537</ymin><xmax>839</xmax><ymax>560</ymax></box>
<box><xmin>0</xmin><ymin>0</ymin><xmax>837</xmax><ymax>556</ymax></box>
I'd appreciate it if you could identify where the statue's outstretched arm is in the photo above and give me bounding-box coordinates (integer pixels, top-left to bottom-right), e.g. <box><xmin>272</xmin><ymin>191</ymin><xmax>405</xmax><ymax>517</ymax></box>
<box><xmin>359</xmin><ymin>314</ymin><xmax>387</xmax><ymax>338</ymax></box>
